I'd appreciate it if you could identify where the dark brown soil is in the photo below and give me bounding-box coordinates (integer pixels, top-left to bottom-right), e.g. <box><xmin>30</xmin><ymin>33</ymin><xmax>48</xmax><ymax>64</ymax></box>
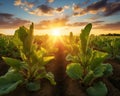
<box><xmin>0</xmin><ymin>59</ymin><xmax>9</xmax><ymax>76</ymax></box>
<box><xmin>64</xmin><ymin>77</ymin><xmax>87</xmax><ymax>96</ymax></box>
<box><xmin>105</xmin><ymin>59</ymin><xmax>120</xmax><ymax>91</ymax></box>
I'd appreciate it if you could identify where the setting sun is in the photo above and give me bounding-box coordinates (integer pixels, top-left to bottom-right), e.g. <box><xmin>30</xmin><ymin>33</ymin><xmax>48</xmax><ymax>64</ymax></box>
<box><xmin>52</xmin><ymin>28</ymin><xmax>61</xmax><ymax>36</ymax></box>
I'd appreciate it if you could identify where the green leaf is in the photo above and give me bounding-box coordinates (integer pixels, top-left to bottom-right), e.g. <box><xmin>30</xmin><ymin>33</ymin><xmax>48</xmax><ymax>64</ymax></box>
<box><xmin>26</xmin><ymin>82</ymin><xmax>40</xmax><ymax>91</ymax></box>
<box><xmin>90</xmin><ymin>51</ymin><xmax>108</xmax><ymax>70</ymax></box>
<box><xmin>86</xmin><ymin>82</ymin><xmax>108</xmax><ymax>96</ymax></box>
<box><xmin>23</xmin><ymin>23</ymin><xmax>34</xmax><ymax>53</ymax></box>
<box><xmin>12</xmin><ymin>29</ymin><xmax>23</xmax><ymax>49</ymax></box>
<box><xmin>93</xmin><ymin>64</ymin><xmax>105</xmax><ymax>78</ymax></box>
<box><xmin>66</xmin><ymin>54</ymin><xmax>79</xmax><ymax>62</ymax></box>
<box><xmin>18</xmin><ymin>26</ymin><xmax>28</xmax><ymax>42</ymax></box>
<box><xmin>80</xmin><ymin>23</ymin><xmax>92</xmax><ymax>54</ymax></box>
<box><xmin>45</xmin><ymin>72</ymin><xmax>56</xmax><ymax>85</ymax></box>
<box><xmin>2</xmin><ymin>57</ymin><xmax>22</xmax><ymax>70</ymax></box>
<box><xmin>83</xmin><ymin>70</ymin><xmax>94</xmax><ymax>85</ymax></box>
<box><xmin>66</xmin><ymin>54</ymin><xmax>73</xmax><ymax>61</ymax></box>
<box><xmin>42</xmin><ymin>56</ymin><xmax>54</xmax><ymax>65</ymax></box>
<box><xmin>103</xmin><ymin>63</ymin><xmax>113</xmax><ymax>76</ymax></box>
<box><xmin>0</xmin><ymin>71</ymin><xmax>23</xmax><ymax>95</ymax></box>
<box><xmin>66</xmin><ymin>63</ymin><xmax>83</xmax><ymax>79</ymax></box>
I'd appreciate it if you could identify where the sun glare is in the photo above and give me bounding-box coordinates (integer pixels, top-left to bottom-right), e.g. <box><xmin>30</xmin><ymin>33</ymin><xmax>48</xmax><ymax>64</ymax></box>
<box><xmin>52</xmin><ymin>28</ymin><xmax>61</xmax><ymax>36</ymax></box>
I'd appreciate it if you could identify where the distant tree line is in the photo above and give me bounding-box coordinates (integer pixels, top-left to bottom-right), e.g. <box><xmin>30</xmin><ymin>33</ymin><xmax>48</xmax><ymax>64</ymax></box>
<box><xmin>100</xmin><ymin>33</ymin><xmax>120</xmax><ymax>36</ymax></box>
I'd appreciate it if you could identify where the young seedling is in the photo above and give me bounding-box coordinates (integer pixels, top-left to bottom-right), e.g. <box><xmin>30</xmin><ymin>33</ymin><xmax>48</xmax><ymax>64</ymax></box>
<box><xmin>0</xmin><ymin>23</ymin><xmax>56</xmax><ymax>95</ymax></box>
<box><xmin>66</xmin><ymin>23</ymin><xmax>113</xmax><ymax>96</ymax></box>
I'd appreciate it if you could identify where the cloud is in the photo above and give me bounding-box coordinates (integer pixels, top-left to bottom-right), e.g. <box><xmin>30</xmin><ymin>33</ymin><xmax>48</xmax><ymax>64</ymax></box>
<box><xmin>82</xmin><ymin>0</ymin><xmax>90</xmax><ymax>5</ymax></box>
<box><xmin>73</xmin><ymin>0</ymin><xmax>120</xmax><ymax>17</ymax></box>
<box><xmin>14</xmin><ymin>0</ymin><xmax>69</xmax><ymax>16</ymax></box>
<box><xmin>35</xmin><ymin>16</ymin><xmax>69</xmax><ymax>29</ymax></box>
<box><xmin>29</xmin><ymin>4</ymin><xmax>54</xmax><ymax>16</ymax></box>
<box><xmin>67</xmin><ymin>22</ymin><xmax>87</xmax><ymax>27</ymax></box>
<box><xmin>47</xmin><ymin>0</ymin><xmax>54</xmax><ymax>3</ymax></box>
<box><xmin>74</xmin><ymin>0</ymin><xmax>108</xmax><ymax>16</ymax></box>
<box><xmin>103</xmin><ymin>2</ymin><xmax>120</xmax><ymax>16</ymax></box>
<box><xmin>92</xmin><ymin>21</ymin><xmax>104</xmax><ymax>24</ymax></box>
<box><xmin>55</xmin><ymin>7</ymin><xmax>64</xmax><ymax>13</ymax></box>
<box><xmin>37</xmin><ymin>4</ymin><xmax>54</xmax><ymax>14</ymax></box>
<box><xmin>86</xmin><ymin>0</ymin><xmax>107</xmax><ymax>12</ymax></box>
<box><xmin>29</xmin><ymin>4</ymin><xmax>68</xmax><ymax>16</ymax></box>
<box><xmin>0</xmin><ymin>13</ymin><xmax>30</xmax><ymax>29</ymax></box>
<box><xmin>94</xmin><ymin>22</ymin><xmax>120</xmax><ymax>30</ymax></box>
<box><xmin>14</xmin><ymin>0</ymin><xmax>22</xmax><ymax>6</ymax></box>
<box><xmin>14</xmin><ymin>0</ymin><xmax>35</xmax><ymax>11</ymax></box>
<box><xmin>72</xmin><ymin>4</ymin><xmax>81</xmax><ymax>12</ymax></box>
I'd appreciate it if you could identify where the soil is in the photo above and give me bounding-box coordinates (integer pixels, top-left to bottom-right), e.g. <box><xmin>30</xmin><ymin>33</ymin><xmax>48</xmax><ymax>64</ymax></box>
<box><xmin>105</xmin><ymin>59</ymin><xmax>120</xmax><ymax>90</ymax></box>
<box><xmin>0</xmin><ymin>59</ymin><xmax>9</xmax><ymax>76</ymax></box>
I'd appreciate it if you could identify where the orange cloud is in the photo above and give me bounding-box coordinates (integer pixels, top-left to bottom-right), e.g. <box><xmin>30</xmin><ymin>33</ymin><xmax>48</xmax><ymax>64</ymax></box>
<box><xmin>94</xmin><ymin>22</ymin><xmax>120</xmax><ymax>30</ymax></box>
<box><xmin>47</xmin><ymin>0</ymin><xmax>54</xmax><ymax>3</ymax></box>
<box><xmin>0</xmin><ymin>13</ymin><xmax>30</xmax><ymax>29</ymax></box>
<box><xmin>35</xmin><ymin>16</ymin><xmax>69</xmax><ymax>29</ymax></box>
<box><xmin>73</xmin><ymin>0</ymin><xmax>120</xmax><ymax>17</ymax></box>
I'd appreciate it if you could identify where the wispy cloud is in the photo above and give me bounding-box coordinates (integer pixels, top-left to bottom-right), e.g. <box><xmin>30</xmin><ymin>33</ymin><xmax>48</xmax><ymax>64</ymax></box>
<box><xmin>73</xmin><ymin>0</ymin><xmax>108</xmax><ymax>16</ymax></box>
<box><xmin>103</xmin><ymin>2</ymin><xmax>120</xmax><ymax>16</ymax></box>
<box><xmin>94</xmin><ymin>22</ymin><xmax>120</xmax><ymax>30</ymax></box>
<box><xmin>67</xmin><ymin>22</ymin><xmax>87</xmax><ymax>27</ymax></box>
<box><xmin>55</xmin><ymin>7</ymin><xmax>64</xmax><ymax>13</ymax></box>
<box><xmin>14</xmin><ymin>0</ymin><xmax>69</xmax><ymax>16</ymax></box>
<box><xmin>82</xmin><ymin>0</ymin><xmax>90</xmax><ymax>5</ymax></box>
<box><xmin>29</xmin><ymin>4</ymin><xmax>68</xmax><ymax>16</ymax></box>
<box><xmin>14</xmin><ymin>0</ymin><xmax>22</xmax><ymax>6</ymax></box>
<box><xmin>33</xmin><ymin>4</ymin><xmax>54</xmax><ymax>16</ymax></box>
<box><xmin>35</xmin><ymin>16</ymin><xmax>69</xmax><ymax>29</ymax></box>
<box><xmin>47</xmin><ymin>0</ymin><xmax>54</xmax><ymax>3</ymax></box>
<box><xmin>0</xmin><ymin>13</ymin><xmax>30</xmax><ymax>29</ymax></box>
<box><xmin>73</xmin><ymin>0</ymin><xmax>120</xmax><ymax>17</ymax></box>
<box><xmin>14</xmin><ymin>0</ymin><xmax>35</xmax><ymax>12</ymax></box>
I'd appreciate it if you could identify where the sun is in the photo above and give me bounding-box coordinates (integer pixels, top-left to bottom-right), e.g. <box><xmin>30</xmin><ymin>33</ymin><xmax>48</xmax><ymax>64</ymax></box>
<box><xmin>52</xmin><ymin>28</ymin><xmax>61</xmax><ymax>36</ymax></box>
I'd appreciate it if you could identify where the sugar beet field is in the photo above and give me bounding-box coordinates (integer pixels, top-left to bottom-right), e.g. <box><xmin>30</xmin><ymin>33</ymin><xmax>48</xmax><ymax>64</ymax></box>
<box><xmin>0</xmin><ymin>23</ymin><xmax>120</xmax><ymax>96</ymax></box>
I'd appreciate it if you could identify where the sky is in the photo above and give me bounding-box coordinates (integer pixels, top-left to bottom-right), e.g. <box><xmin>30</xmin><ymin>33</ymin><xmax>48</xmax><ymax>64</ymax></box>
<box><xmin>0</xmin><ymin>0</ymin><xmax>120</xmax><ymax>35</ymax></box>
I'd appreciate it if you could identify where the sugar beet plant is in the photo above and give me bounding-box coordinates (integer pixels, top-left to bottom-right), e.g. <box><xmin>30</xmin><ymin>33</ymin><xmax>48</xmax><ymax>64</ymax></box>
<box><xmin>103</xmin><ymin>38</ymin><xmax>120</xmax><ymax>60</ymax></box>
<box><xmin>0</xmin><ymin>23</ymin><xmax>56</xmax><ymax>95</ymax></box>
<box><xmin>66</xmin><ymin>23</ymin><xmax>113</xmax><ymax>96</ymax></box>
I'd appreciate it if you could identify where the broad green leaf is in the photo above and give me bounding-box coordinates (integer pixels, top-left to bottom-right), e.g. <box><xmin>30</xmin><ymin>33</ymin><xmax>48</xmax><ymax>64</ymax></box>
<box><xmin>66</xmin><ymin>63</ymin><xmax>83</xmax><ymax>79</ymax></box>
<box><xmin>86</xmin><ymin>82</ymin><xmax>108</xmax><ymax>96</ymax></box>
<box><xmin>26</xmin><ymin>82</ymin><xmax>40</xmax><ymax>91</ymax></box>
<box><xmin>93</xmin><ymin>65</ymin><xmax>105</xmax><ymax>78</ymax></box>
<box><xmin>2</xmin><ymin>57</ymin><xmax>22</xmax><ymax>70</ymax></box>
<box><xmin>0</xmin><ymin>71</ymin><xmax>23</xmax><ymax>95</ymax></box>
<box><xmin>90</xmin><ymin>51</ymin><xmax>108</xmax><ymax>70</ymax></box>
<box><xmin>103</xmin><ymin>63</ymin><xmax>113</xmax><ymax>76</ymax></box>
<box><xmin>45</xmin><ymin>72</ymin><xmax>56</xmax><ymax>85</ymax></box>
<box><xmin>0</xmin><ymin>80</ymin><xmax>22</xmax><ymax>95</ymax></box>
